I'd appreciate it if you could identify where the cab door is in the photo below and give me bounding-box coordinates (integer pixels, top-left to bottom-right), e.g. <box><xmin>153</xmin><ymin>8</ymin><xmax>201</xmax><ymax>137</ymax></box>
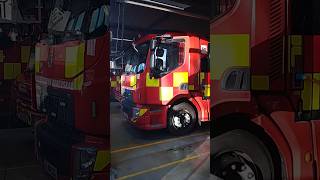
<box><xmin>199</xmin><ymin>55</ymin><xmax>210</xmax><ymax>121</ymax></box>
<box><xmin>290</xmin><ymin>0</ymin><xmax>320</xmax><ymax>178</ymax></box>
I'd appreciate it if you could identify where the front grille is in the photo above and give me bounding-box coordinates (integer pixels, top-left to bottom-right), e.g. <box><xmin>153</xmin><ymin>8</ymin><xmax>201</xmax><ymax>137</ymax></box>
<box><xmin>45</xmin><ymin>88</ymin><xmax>74</xmax><ymax>129</ymax></box>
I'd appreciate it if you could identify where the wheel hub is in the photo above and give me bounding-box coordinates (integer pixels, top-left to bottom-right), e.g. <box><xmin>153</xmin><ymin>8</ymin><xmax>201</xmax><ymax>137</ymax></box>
<box><xmin>172</xmin><ymin>111</ymin><xmax>192</xmax><ymax>129</ymax></box>
<box><xmin>173</xmin><ymin>116</ymin><xmax>182</xmax><ymax>128</ymax></box>
<box><xmin>212</xmin><ymin>152</ymin><xmax>258</xmax><ymax>180</ymax></box>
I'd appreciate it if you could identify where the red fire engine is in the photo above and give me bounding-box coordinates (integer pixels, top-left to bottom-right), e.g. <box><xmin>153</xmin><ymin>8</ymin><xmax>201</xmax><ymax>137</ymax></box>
<box><xmin>15</xmin><ymin>45</ymin><xmax>45</xmax><ymax>126</ymax></box>
<box><xmin>121</xmin><ymin>33</ymin><xmax>210</xmax><ymax>135</ymax></box>
<box><xmin>211</xmin><ymin>0</ymin><xmax>320</xmax><ymax>179</ymax></box>
<box><xmin>0</xmin><ymin>37</ymin><xmax>33</xmax><ymax>127</ymax></box>
<box><xmin>34</xmin><ymin>0</ymin><xmax>110</xmax><ymax>179</ymax></box>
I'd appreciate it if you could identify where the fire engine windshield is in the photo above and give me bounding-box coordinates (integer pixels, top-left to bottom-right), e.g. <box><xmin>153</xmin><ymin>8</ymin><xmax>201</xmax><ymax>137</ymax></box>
<box><xmin>212</xmin><ymin>0</ymin><xmax>236</xmax><ymax>20</ymax></box>
<box><xmin>291</xmin><ymin>0</ymin><xmax>320</xmax><ymax>34</ymax></box>
<box><xmin>124</xmin><ymin>42</ymin><xmax>149</xmax><ymax>74</ymax></box>
<box><xmin>47</xmin><ymin>0</ymin><xmax>108</xmax><ymax>43</ymax></box>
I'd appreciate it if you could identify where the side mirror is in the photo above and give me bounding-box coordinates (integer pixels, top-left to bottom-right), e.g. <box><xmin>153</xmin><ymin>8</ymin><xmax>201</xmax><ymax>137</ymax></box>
<box><xmin>155</xmin><ymin>48</ymin><xmax>167</xmax><ymax>70</ymax></box>
<box><xmin>150</xmin><ymin>50</ymin><xmax>155</xmax><ymax>69</ymax></box>
<box><xmin>150</xmin><ymin>40</ymin><xmax>157</xmax><ymax>50</ymax></box>
<box><xmin>156</xmin><ymin>48</ymin><xmax>164</xmax><ymax>57</ymax></box>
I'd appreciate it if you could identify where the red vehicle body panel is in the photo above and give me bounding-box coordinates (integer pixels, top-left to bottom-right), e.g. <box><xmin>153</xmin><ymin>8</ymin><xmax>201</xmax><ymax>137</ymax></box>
<box><xmin>211</xmin><ymin>0</ymin><xmax>320</xmax><ymax>179</ymax></box>
<box><xmin>35</xmin><ymin>33</ymin><xmax>110</xmax><ymax>179</ymax></box>
<box><xmin>121</xmin><ymin>33</ymin><xmax>210</xmax><ymax>130</ymax></box>
<box><xmin>0</xmin><ymin>44</ymin><xmax>30</xmax><ymax>122</ymax></box>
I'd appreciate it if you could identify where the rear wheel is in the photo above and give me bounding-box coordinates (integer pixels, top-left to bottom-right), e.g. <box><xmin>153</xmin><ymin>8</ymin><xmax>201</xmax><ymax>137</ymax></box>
<box><xmin>211</xmin><ymin>129</ymin><xmax>277</xmax><ymax>180</ymax></box>
<box><xmin>167</xmin><ymin>102</ymin><xmax>196</xmax><ymax>136</ymax></box>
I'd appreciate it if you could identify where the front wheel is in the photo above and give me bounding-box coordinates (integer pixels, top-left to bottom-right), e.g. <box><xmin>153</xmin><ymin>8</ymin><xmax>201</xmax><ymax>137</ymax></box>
<box><xmin>167</xmin><ymin>102</ymin><xmax>197</xmax><ymax>136</ymax></box>
<box><xmin>211</xmin><ymin>129</ymin><xmax>278</xmax><ymax>180</ymax></box>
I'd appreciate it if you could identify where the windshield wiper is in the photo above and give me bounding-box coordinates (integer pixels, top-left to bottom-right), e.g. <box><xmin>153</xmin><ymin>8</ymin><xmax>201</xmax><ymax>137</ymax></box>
<box><xmin>132</xmin><ymin>44</ymin><xmax>139</xmax><ymax>53</ymax></box>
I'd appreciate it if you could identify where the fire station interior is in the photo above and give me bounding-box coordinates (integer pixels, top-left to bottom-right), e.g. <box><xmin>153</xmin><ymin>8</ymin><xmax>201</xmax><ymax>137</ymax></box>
<box><xmin>110</xmin><ymin>0</ymin><xmax>211</xmax><ymax>179</ymax></box>
<box><xmin>0</xmin><ymin>0</ymin><xmax>213</xmax><ymax>179</ymax></box>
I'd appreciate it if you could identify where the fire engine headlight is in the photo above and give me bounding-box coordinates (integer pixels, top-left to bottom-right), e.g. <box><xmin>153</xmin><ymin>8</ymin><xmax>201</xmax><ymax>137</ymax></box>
<box><xmin>132</xmin><ymin>107</ymin><xmax>148</xmax><ymax>118</ymax></box>
<box><xmin>73</xmin><ymin>147</ymin><xmax>97</xmax><ymax>180</ymax></box>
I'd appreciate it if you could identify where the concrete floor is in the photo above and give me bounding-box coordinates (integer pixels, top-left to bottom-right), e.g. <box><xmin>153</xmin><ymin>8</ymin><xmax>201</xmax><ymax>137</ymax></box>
<box><xmin>0</xmin><ymin>128</ymin><xmax>49</xmax><ymax>180</ymax></box>
<box><xmin>110</xmin><ymin>102</ymin><xmax>212</xmax><ymax>180</ymax></box>
<box><xmin>0</xmin><ymin>102</ymin><xmax>213</xmax><ymax>180</ymax></box>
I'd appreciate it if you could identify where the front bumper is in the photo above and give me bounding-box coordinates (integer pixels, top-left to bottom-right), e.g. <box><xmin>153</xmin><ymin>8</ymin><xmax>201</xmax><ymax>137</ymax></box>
<box><xmin>121</xmin><ymin>102</ymin><xmax>168</xmax><ymax>130</ymax></box>
<box><xmin>35</xmin><ymin>122</ymin><xmax>74</xmax><ymax>178</ymax></box>
<box><xmin>35</xmin><ymin>122</ymin><xmax>108</xmax><ymax>180</ymax></box>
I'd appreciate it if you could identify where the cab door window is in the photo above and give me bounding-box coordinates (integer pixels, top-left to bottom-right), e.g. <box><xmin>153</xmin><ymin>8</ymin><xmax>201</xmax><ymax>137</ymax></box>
<box><xmin>212</xmin><ymin>0</ymin><xmax>236</xmax><ymax>20</ymax></box>
<box><xmin>124</xmin><ymin>42</ymin><xmax>149</xmax><ymax>74</ymax></box>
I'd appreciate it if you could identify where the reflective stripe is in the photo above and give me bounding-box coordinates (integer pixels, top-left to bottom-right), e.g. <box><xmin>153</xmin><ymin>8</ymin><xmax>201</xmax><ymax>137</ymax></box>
<box><xmin>0</xmin><ymin>50</ymin><xmax>5</xmax><ymax>62</ymax></box>
<box><xmin>204</xmin><ymin>85</ymin><xmax>210</xmax><ymax>97</ymax></box>
<box><xmin>116</xmin><ymin>76</ymin><xmax>121</xmax><ymax>82</ymax></box>
<box><xmin>94</xmin><ymin>150</ymin><xmax>110</xmax><ymax>171</ymax></box>
<box><xmin>188</xmin><ymin>85</ymin><xmax>194</xmax><ymax>90</ymax></box>
<box><xmin>159</xmin><ymin>87</ymin><xmax>173</xmax><ymax>101</ymax></box>
<box><xmin>289</xmin><ymin>35</ymin><xmax>303</xmax><ymax>72</ymax></box>
<box><xmin>130</xmin><ymin>75</ymin><xmax>137</xmax><ymax>89</ymax></box>
<box><xmin>291</xmin><ymin>35</ymin><xmax>303</xmax><ymax>46</ymax></box>
<box><xmin>211</xmin><ymin>34</ymin><xmax>250</xmax><ymax>80</ymax></box>
<box><xmin>200</xmin><ymin>72</ymin><xmax>205</xmax><ymax>82</ymax></box>
<box><xmin>4</xmin><ymin>63</ymin><xmax>21</xmax><ymax>79</ymax></box>
<box><xmin>139</xmin><ymin>108</ymin><xmax>148</xmax><ymax>116</ymax></box>
<box><xmin>73</xmin><ymin>74</ymin><xmax>83</xmax><ymax>90</ymax></box>
<box><xmin>313</xmin><ymin>73</ymin><xmax>320</xmax><ymax>110</ymax></box>
<box><xmin>36</xmin><ymin>75</ymin><xmax>83</xmax><ymax>90</ymax></box>
<box><xmin>302</xmin><ymin>74</ymin><xmax>313</xmax><ymax>111</ymax></box>
<box><xmin>21</xmin><ymin>46</ymin><xmax>31</xmax><ymax>63</ymax></box>
<box><xmin>173</xmin><ymin>72</ymin><xmax>188</xmax><ymax>87</ymax></box>
<box><xmin>146</xmin><ymin>73</ymin><xmax>159</xmax><ymax>87</ymax></box>
<box><xmin>291</xmin><ymin>46</ymin><xmax>302</xmax><ymax>69</ymax></box>
<box><xmin>35</xmin><ymin>47</ymin><xmax>40</xmax><ymax>73</ymax></box>
<box><xmin>251</xmin><ymin>75</ymin><xmax>269</xmax><ymax>90</ymax></box>
<box><xmin>130</xmin><ymin>75</ymin><xmax>136</xmax><ymax>86</ymax></box>
<box><xmin>111</xmin><ymin>81</ymin><xmax>117</xmax><ymax>87</ymax></box>
<box><xmin>65</xmin><ymin>43</ymin><xmax>85</xmax><ymax>78</ymax></box>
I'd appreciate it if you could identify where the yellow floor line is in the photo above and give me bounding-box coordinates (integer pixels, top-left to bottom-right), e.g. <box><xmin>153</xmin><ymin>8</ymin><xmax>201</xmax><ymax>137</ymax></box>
<box><xmin>111</xmin><ymin>132</ymin><xmax>209</xmax><ymax>154</ymax></box>
<box><xmin>116</xmin><ymin>153</ymin><xmax>208</xmax><ymax>180</ymax></box>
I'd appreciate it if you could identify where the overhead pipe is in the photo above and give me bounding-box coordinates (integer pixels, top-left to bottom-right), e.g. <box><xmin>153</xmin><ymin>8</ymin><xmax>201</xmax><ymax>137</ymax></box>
<box><xmin>117</xmin><ymin>0</ymin><xmax>209</xmax><ymax>21</ymax></box>
<box><xmin>112</xmin><ymin>37</ymin><xmax>133</xmax><ymax>42</ymax></box>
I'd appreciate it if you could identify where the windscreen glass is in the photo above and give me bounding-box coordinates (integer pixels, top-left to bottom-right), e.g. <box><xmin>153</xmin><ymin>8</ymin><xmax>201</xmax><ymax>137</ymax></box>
<box><xmin>124</xmin><ymin>42</ymin><xmax>149</xmax><ymax>74</ymax></box>
<box><xmin>291</xmin><ymin>0</ymin><xmax>320</xmax><ymax>34</ymax></box>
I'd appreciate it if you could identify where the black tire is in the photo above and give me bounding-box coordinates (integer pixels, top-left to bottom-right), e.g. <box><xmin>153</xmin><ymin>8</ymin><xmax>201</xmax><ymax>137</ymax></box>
<box><xmin>211</xmin><ymin>129</ymin><xmax>277</xmax><ymax>180</ymax></box>
<box><xmin>167</xmin><ymin>102</ymin><xmax>197</xmax><ymax>136</ymax></box>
